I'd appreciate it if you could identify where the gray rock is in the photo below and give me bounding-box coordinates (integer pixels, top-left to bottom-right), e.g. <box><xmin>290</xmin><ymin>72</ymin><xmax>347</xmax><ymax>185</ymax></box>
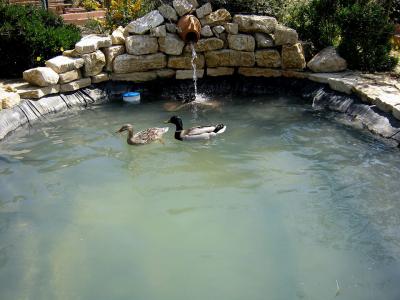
<box><xmin>111</xmin><ymin>26</ymin><xmax>125</xmax><ymax>45</ymax></box>
<box><xmin>281</xmin><ymin>43</ymin><xmax>306</xmax><ymax>70</ymax></box>
<box><xmin>176</xmin><ymin>69</ymin><xmax>204</xmax><ymax>79</ymax></box>
<box><xmin>60</xmin><ymin>78</ymin><xmax>91</xmax><ymax>93</ymax></box>
<box><xmin>255</xmin><ymin>50</ymin><xmax>281</xmax><ymax>68</ymax></box>
<box><xmin>195</xmin><ymin>38</ymin><xmax>224</xmax><ymax>52</ymax></box>
<box><xmin>201</xmin><ymin>25</ymin><xmax>213</xmax><ymax>37</ymax></box>
<box><xmin>103</xmin><ymin>45</ymin><xmax>125</xmax><ymax>72</ymax></box>
<box><xmin>274</xmin><ymin>25</ymin><xmax>298</xmax><ymax>45</ymax></box>
<box><xmin>82</xmin><ymin>50</ymin><xmax>106</xmax><ymax>77</ymax></box>
<box><xmin>58</xmin><ymin>69</ymin><xmax>81</xmax><ymax>84</ymax></box>
<box><xmin>111</xmin><ymin>71</ymin><xmax>158</xmax><ymax>82</ymax></box>
<box><xmin>224</xmin><ymin>23</ymin><xmax>238</xmax><ymax>34</ymax></box>
<box><xmin>196</xmin><ymin>2</ymin><xmax>212</xmax><ymax>19</ymax></box>
<box><xmin>233</xmin><ymin>15</ymin><xmax>277</xmax><ymax>34</ymax></box>
<box><xmin>75</xmin><ymin>35</ymin><xmax>112</xmax><ymax>54</ymax></box>
<box><xmin>200</xmin><ymin>9</ymin><xmax>231</xmax><ymax>26</ymax></box>
<box><xmin>187</xmin><ymin>0</ymin><xmax>199</xmax><ymax>8</ymax></box>
<box><xmin>158</xmin><ymin>4</ymin><xmax>178</xmax><ymax>22</ymax></box>
<box><xmin>113</xmin><ymin>53</ymin><xmax>167</xmax><ymax>73</ymax></box>
<box><xmin>23</xmin><ymin>67</ymin><xmax>59</xmax><ymax>87</ymax></box>
<box><xmin>45</xmin><ymin>56</ymin><xmax>84</xmax><ymax>74</ymax></box>
<box><xmin>150</xmin><ymin>25</ymin><xmax>167</xmax><ymax>37</ymax></box>
<box><xmin>126</xmin><ymin>35</ymin><xmax>159</xmax><ymax>55</ymax></box>
<box><xmin>205</xmin><ymin>49</ymin><xmax>255</xmax><ymax>67</ymax></box>
<box><xmin>254</xmin><ymin>33</ymin><xmax>274</xmax><ymax>48</ymax></box>
<box><xmin>212</xmin><ymin>25</ymin><xmax>225</xmax><ymax>36</ymax></box>
<box><xmin>125</xmin><ymin>10</ymin><xmax>164</xmax><ymax>34</ymax></box>
<box><xmin>173</xmin><ymin>0</ymin><xmax>194</xmax><ymax>16</ymax></box>
<box><xmin>158</xmin><ymin>33</ymin><xmax>185</xmax><ymax>55</ymax></box>
<box><xmin>227</xmin><ymin>34</ymin><xmax>255</xmax><ymax>52</ymax></box>
<box><xmin>166</xmin><ymin>24</ymin><xmax>177</xmax><ymax>33</ymax></box>
<box><xmin>307</xmin><ymin>46</ymin><xmax>347</xmax><ymax>73</ymax></box>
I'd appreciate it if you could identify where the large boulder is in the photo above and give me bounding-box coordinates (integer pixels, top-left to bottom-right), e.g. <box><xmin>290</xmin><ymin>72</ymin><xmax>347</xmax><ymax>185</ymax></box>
<box><xmin>195</xmin><ymin>38</ymin><xmax>224</xmax><ymax>52</ymax></box>
<box><xmin>158</xmin><ymin>33</ymin><xmax>185</xmax><ymax>55</ymax></box>
<box><xmin>75</xmin><ymin>35</ymin><xmax>112</xmax><ymax>54</ymax></box>
<box><xmin>200</xmin><ymin>9</ymin><xmax>231</xmax><ymax>26</ymax></box>
<box><xmin>82</xmin><ymin>50</ymin><xmax>106</xmax><ymax>77</ymax></box>
<box><xmin>126</xmin><ymin>35</ymin><xmax>158</xmax><ymax>55</ymax></box>
<box><xmin>158</xmin><ymin>4</ymin><xmax>178</xmax><ymax>22</ymax></box>
<box><xmin>168</xmin><ymin>53</ymin><xmax>205</xmax><ymax>69</ymax></box>
<box><xmin>233</xmin><ymin>15</ymin><xmax>277</xmax><ymax>34</ymax></box>
<box><xmin>274</xmin><ymin>25</ymin><xmax>298</xmax><ymax>45</ymax></box>
<box><xmin>113</xmin><ymin>53</ymin><xmax>167</xmax><ymax>73</ymax></box>
<box><xmin>307</xmin><ymin>46</ymin><xmax>347</xmax><ymax>72</ymax></box>
<box><xmin>173</xmin><ymin>0</ymin><xmax>194</xmax><ymax>16</ymax></box>
<box><xmin>103</xmin><ymin>45</ymin><xmax>126</xmax><ymax>72</ymax></box>
<box><xmin>125</xmin><ymin>10</ymin><xmax>164</xmax><ymax>35</ymax></box>
<box><xmin>281</xmin><ymin>43</ymin><xmax>306</xmax><ymax>70</ymax></box>
<box><xmin>111</xmin><ymin>26</ymin><xmax>125</xmax><ymax>45</ymax></box>
<box><xmin>23</xmin><ymin>67</ymin><xmax>59</xmax><ymax>87</ymax></box>
<box><xmin>227</xmin><ymin>34</ymin><xmax>255</xmax><ymax>52</ymax></box>
<box><xmin>196</xmin><ymin>2</ymin><xmax>212</xmax><ymax>19</ymax></box>
<box><xmin>254</xmin><ymin>33</ymin><xmax>274</xmax><ymax>48</ymax></box>
<box><xmin>255</xmin><ymin>50</ymin><xmax>281</xmax><ymax>68</ymax></box>
<box><xmin>45</xmin><ymin>56</ymin><xmax>84</xmax><ymax>73</ymax></box>
<box><xmin>205</xmin><ymin>49</ymin><xmax>255</xmax><ymax>67</ymax></box>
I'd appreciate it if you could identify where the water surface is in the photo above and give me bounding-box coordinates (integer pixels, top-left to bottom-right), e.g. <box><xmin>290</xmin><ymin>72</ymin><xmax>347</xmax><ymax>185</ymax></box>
<box><xmin>1</xmin><ymin>95</ymin><xmax>400</xmax><ymax>300</ymax></box>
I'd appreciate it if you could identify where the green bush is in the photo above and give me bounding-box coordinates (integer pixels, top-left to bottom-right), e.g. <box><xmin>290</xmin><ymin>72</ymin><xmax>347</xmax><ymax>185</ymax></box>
<box><xmin>338</xmin><ymin>2</ymin><xmax>397</xmax><ymax>71</ymax></box>
<box><xmin>0</xmin><ymin>2</ymin><xmax>81</xmax><ymax>78</ymax></box>
<box><xmin>284</xmin><ymin>0</ymin><xmax>397</xmax><ymax>71</ymax></box>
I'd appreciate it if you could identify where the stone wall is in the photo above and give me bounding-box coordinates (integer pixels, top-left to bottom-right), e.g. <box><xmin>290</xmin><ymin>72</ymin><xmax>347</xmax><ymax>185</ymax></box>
<box><xmin>20</xmin><ymin>1</ymin><xmax>308</xmax><ymax>98</ymax></box>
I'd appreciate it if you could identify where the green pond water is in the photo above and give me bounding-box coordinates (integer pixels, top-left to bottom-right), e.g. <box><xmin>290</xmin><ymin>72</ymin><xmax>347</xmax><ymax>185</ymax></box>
<box><xmin>1</xmin><ymin>94</ymin><xmax>400</xmax><ymax>300</ymax></box>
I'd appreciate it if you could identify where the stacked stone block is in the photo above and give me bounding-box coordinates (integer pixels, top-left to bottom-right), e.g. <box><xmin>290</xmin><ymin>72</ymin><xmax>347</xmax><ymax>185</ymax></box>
<box><xmin>21</xmin><ymin>1</ymin><xmax>307</xmax><ymax>99</ymax></box>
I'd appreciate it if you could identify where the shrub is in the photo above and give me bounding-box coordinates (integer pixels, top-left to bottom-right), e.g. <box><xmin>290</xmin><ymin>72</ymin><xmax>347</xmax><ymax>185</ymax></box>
<box><xmin>338</xmin><ymin>2</ymin><xmax>397</xmax><ymax>71</ymax></box>
<box><xmin>105</xmin><ymin>0</ymin><xmax>158</xmax><ymax>30</ymax></box>
<box><xmin>0</xmin><ymin>2</ymin><xmax>81</xmax><ymax>78</ymax></box>
<box><xmin>283</xmin><ymin>0</ymin><xmax>397</xmax><ymax>71</ymax></box>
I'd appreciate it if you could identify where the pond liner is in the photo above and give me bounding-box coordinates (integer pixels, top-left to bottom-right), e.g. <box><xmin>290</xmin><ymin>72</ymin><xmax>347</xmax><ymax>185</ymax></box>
<box><xmin>0</xmin><ymin>76</ymin><xmax>399</xmax><ymax>147</ymax></box>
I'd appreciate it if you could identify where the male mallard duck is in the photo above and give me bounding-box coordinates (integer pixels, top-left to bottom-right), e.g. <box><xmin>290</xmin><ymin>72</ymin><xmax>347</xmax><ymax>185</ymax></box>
<box><xmin>165</xmin><ymin>116</ymin><xmax>226</xmax><ymax>141</ymax></box>
<box><xmin>116</xmin><ymin>124</ymin><xmax>169</xmax><ymax>145</ymax></box>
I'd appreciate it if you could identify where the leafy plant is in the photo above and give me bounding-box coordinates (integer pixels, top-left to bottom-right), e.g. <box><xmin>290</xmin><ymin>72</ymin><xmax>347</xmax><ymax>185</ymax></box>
<box><xmin>0</xmin><ymin>1</ymin><xmax>81</xmax><ymax>78</ymax></box>
<box><xmin>283</xmin><ymin>0</ymin><xmax>397</xmax><ymax>71</ymax></box>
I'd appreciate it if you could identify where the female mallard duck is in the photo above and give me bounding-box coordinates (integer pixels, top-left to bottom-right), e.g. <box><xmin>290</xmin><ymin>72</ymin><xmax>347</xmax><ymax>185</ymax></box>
<box><xmin>116</xmin><ymin>124</ymin><xmax>169</xmax><ymax>145</ymax></box>
<box><xmin>165</xmin><ymin>116</ymin><xmax>226</xmax><ymax>141</ymax></box>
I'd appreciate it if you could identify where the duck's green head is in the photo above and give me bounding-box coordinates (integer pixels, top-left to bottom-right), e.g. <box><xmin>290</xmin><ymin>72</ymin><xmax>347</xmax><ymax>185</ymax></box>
<box><xmin>165</xmin><ymin>116</ymin><xmax>183</xmax><ymax>129</ymax></box>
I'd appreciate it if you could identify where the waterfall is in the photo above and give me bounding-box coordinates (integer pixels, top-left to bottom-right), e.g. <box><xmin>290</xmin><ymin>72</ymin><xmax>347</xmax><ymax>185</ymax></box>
<box><xmin>190</xmin><ymin>42</ymin><xmax>198</xmax><ymax>100</ymax></box>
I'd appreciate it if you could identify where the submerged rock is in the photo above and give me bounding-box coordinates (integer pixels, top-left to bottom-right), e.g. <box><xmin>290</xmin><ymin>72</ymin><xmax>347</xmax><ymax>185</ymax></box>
<box><xmin>307</xmin><ymin>46</ymin><xmax>347</xmax><ymax>73</ymax></box>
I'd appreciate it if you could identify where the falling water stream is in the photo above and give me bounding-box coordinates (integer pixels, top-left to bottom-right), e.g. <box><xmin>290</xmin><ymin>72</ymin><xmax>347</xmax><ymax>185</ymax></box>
<box><xmin>190</xmin><ymin>42</ymin><xmax>198</xmax><ymax>99</ymax></box>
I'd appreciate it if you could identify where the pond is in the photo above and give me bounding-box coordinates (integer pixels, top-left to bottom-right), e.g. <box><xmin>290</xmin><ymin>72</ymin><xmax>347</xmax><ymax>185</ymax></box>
<box><xmin>1</xmin><ymin>94</ymin><xmax>400</xmax><ymax>300</ymax></box>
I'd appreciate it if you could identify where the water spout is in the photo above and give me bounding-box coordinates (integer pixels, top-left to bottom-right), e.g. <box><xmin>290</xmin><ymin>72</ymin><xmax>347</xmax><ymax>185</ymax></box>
<box><xmin>177</xmin><ymin>15</ymin><xmax>201</xmax><ymax>43</ymax></box>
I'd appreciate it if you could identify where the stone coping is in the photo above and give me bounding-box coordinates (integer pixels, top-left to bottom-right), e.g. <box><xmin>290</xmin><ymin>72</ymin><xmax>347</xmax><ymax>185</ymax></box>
<box><xmin>0</xmin><ymin>76</ymin><xmax>399</xmax><ymax>147</ymax></box>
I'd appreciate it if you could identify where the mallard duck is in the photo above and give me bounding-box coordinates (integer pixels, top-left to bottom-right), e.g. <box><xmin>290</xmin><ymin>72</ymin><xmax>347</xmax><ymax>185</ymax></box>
<box><xmin>165</xmin><ymin>116</ymin><xmax>226</xmax><ymax>141</ymax></box>
<box><xmin>116</xmin><ymin>124</ymin><xmax>169</xmax><ymax>145</ymax></box>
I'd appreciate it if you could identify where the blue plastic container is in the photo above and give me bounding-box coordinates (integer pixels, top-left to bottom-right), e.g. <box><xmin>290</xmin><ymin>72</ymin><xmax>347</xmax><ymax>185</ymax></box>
<box><xmin>122</xmin><ymin>92</ymin><xmax>141</xmax><ymax>104</ymax></box>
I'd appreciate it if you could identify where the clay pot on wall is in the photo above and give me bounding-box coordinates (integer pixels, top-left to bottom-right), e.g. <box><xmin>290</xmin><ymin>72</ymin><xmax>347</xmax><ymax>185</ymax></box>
<box><xmin>177</xmin><ymin>15</ymin><xmax>201</xmax><ymax>43</ymax></box>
